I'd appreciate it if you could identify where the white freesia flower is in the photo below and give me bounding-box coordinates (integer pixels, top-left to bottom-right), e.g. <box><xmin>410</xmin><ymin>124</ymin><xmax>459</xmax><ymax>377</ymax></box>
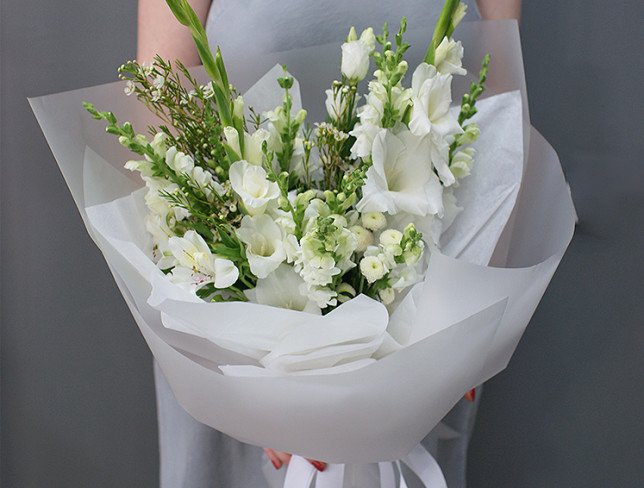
<box><xmin>229</xmin><ymin>160</ymin><xmax>280</xmax><ymax>215</ymax></box>
<box><xmin>409</xmin><ymin>63</ymin><xmax>462</xmax><ymax>140</ymax></box>
<box><xmin>236</xmin><ymin>214</ymin><xmax>286</xmax><ymax>279</ymax></box>
<box><xmin>165</xmin><ymin>146</ymin><xmax>195</xmax><ymax>174</ymax></box>
<box><xmin>357</xmin><ymin>129</ymin><xmax>444</xmax><ymax>216</ymax></box>
<box><xmin>168</xmin><ymin>230</ymin><xmax>239</xmax><ymax>290</ymax></box>
<box><xmin>341</xmin><ymin>27</ymin><xmax>376</xmax><ymax>82</ymax></box>
<box><xmin>223</xmin><ymin>126</ymin><xmax>270</xmax><ymax>165</ymax></box>
<box><xmin>434</xmin><ymin>37</ymin><xmax>466</xmax><ymax>76</ymax></box>
<box><xmin>244</xmin><ymin>264</ymin><xmax>321</xmax><ymax>314</ymax></box>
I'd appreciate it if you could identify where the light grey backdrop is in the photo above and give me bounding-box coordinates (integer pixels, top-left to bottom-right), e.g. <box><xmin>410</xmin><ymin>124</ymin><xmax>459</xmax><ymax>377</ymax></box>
<box><xmin>1</xmin><ymin>1</ymin><xmax>642</xmax><ymax>487</ymax></box>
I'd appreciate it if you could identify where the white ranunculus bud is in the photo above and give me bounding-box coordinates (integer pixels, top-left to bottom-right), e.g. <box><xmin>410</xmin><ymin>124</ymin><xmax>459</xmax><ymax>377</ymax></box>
<box><xmin>350</xmin><ymin>225</ymin><xmax>374</xmax><ymax>252</ymax></box>
<box><xmin>360</xmin><ymin>255</ymin><xmax>387</xmax><ymax>283</ymax></box>
<box><xmin>379</xmin><ymin>229</ymin><xmax>403</xmax><ymax>246</ymax></box>
<box><xmin>361</xmin><ymin>212</ymin><xmax>387</xmax><ymax>231</ymax></box>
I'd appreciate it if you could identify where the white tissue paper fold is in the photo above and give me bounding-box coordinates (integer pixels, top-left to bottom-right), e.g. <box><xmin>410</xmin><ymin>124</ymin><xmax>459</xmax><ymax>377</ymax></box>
<box><xmin>31</xmin><ymin>21</ymin><xmax>574</xmax><ymax>463</ymax></box>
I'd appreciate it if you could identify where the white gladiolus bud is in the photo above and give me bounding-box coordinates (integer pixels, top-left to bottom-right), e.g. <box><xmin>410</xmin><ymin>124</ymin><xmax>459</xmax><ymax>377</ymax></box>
<box><xmin>350</xmin><ymin>225</ymin><xmax>374</xmax><ymax>252</ymax></box>
<box><xmin>360</xmin><ymin>255</ymin><xmax>387</xmax><ymax>283</ymax></box>
<box><xmin>453</xmin><ymin>2</ymin><xmax>468</xmax><ymax>27</ymax></box>
<box><xmin>379</xmin><ymin>287</ymin><xmax>395</xmax><ymax>305</ymax></box>
<box><xmin>361</xmin><ymin>212</ymin><xmax>387</xmax><ymax>231</ymax></box>
<box><xmin>379</xmin><ymin>229</ymin><xmax>403</xmax><ymax>246</ymax></box>
<box><xmin>233</xmin><ymin>96</ymin><xmax>244</xmax><ymax>120</ymax></box>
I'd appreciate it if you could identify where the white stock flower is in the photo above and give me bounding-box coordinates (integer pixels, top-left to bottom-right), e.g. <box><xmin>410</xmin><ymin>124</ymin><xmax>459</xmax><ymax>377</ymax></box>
<box><xmin>409</xmin><ymin>63</ymin><xmax>462</xmax><ymax>140</ymax></box>
<box><xmin>357</xmin><ymin>129</ymin><xmax>444</xmax><ymax>217</ymax></box>
<box><xmin>244</xmin><ymin>264</ymin><xmax>321</xmax><ymax>314</ymax></box>
<box><xmin>434</xmin><ymin>37</ymin><xmax>466</xmax><ymax>76</ymax></box>
<box><xmin>229</xmin><ymin>160</ymin><xmax>280</xmax><ymax>215</ymax></box>
<box><xmin>224</xmin><ymin>126</ymin><xmax>270</xmax><ymax>165</ymax></box>
<box><xmin>341</xmin><ymin>27</ymin><xmax>376</xmax><ymax>81</ymax></box>
<box><xmin>236</xmin><ymin>214</ymin><xmax>286</xmax><ymax>279</ymax></box>
<box><xmin>168</xmin><ymin>230</ymin><xmax>239</xmax><ymax>290</ymax></box>
<box><xmin>303</xmin><ymin>285</ymin><xmax>338</xmax><ymax>309</ymax></box>
<box><xmin>450</xmin><ymin>147</ymin><xmax>476</xmax><ymax>179</ymax></box>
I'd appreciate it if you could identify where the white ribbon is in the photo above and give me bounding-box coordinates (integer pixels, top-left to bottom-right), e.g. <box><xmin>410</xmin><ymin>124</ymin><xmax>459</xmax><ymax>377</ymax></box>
<box><xmin>283</xmin><ymin>443</ymin><xmax>447</xmax><ymax>488</ymax></box>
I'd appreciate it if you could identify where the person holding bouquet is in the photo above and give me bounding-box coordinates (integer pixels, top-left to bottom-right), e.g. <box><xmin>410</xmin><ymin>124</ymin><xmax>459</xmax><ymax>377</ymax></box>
<box><xmin>133</xmin><ymin>1</ymin><xmax>521</xmax><ymax>487</ymax></box>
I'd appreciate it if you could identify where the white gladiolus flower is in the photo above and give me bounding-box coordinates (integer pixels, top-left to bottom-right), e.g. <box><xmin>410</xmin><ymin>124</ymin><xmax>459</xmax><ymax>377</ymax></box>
<box><xmin>168</xmin><ymin>230</ymin><xmax>239</xmax><ymax>290</ymax></box>
<box><xmin>434</xmin><ymin>38</ymin><xmax>466</xmax><ymax>76</ymax></box>
<box><xmin>244</xmin><ymin>264</ymin><xmax>321</xmax><ymax>314</ymax></box>
<box><xmin>360</xmin><ymin>255</ymin><xmax>387</xmax><ymax>283</ymax></box>
<box><xmin>357</xmin><ymin>129</ymin><xmax>444</xmax><ymax>216</ymax></box>
<box><xmin>349</xmin><ymin>122</ymin><xmax>380</xmax><ymax>159</ymax></box>
<box><xmin>409</xmin><ymin>63</ymin><xmax>462</xmax><ymax>140</ymax></box>
<box><xmin>236</xmin><ymin>214</ymin><xmax>286</xmax><ymax>279</ymax></box>
<box><xmin>223</xmin><ymin>126</ymin><xmax>270</xmax><ymax>165</ymax></box>
<box><xmin>379</xmin><ymin>287</ymin><xmax>396</xmax><ymax>305</ymax></box>
<box><xmin>229</xmin><ymin>160</ymin><xmax>280</xmax><ymax>215</ymax></box>
<box><xmin>341</xmin><ymin>27</ymin><xmax>376</xmax><ymax>82</ymax></box>
<box><xmin>350</xmin><ymin>225</ymin><xmax>373</xmax><ymax>252</ymax></box>
<box><xmin>165</xmin><ymin>146</ymin><xmax>195</xmax><ymax>174</ymax></box>
<box><xmin>361</xmin><ymin>211</ymin><xmax>387</xmax><ymax>231</ymax></box>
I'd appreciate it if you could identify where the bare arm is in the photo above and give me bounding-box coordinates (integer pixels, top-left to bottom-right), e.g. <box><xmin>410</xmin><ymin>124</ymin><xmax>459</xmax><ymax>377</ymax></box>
<box><xmin>476</xmin><ymin>0</ymin><xmax>521</xmax><ymax>20</ymax></box>
<box><xmin>137</xmin><ymin>0</ymin><xmax>212</xmax><ymax>64</ymax></box>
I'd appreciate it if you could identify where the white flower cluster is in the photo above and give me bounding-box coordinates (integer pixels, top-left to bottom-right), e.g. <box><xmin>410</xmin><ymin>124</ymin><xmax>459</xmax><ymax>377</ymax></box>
<box><xmin>108</xmin><ymin>4</ymin><xmax>484</xmax><ymax>314</ymax></box>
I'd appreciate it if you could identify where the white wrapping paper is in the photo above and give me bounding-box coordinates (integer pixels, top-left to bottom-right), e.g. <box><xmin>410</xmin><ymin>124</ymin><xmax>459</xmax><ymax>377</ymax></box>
<box><xmin>30</xmin><ymin>21</ymin><xmax>575</xmax><ymax>463</ymax></box>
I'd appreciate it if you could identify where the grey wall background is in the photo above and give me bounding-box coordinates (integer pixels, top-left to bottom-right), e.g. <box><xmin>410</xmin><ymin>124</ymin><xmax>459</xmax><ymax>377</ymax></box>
<box><xmin>1</xmin><ymin>1</ymin><xmax>642</xmax><ymax>487</ymax></box>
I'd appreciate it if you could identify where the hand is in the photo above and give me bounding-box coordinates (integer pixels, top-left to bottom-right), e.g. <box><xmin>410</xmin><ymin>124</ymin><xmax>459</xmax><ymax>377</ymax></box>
<box><xmin>263</xmin><ymin>448</ymin><xmax>327</xmax><ymax>472</ymax></box>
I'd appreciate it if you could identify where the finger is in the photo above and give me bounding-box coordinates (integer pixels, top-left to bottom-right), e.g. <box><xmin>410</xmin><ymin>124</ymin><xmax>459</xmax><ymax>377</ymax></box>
<box><xmin>464</xmin><ymin>388</ymin><xmax>476</xmax><ymax>402</ymax></box>
<box><xmin>263</xmin><ymin>448</ymin><xmax>283</xmax><ymax>470</ymax></box>
<box><xmin>274</xmin><ymin>450</ymin><xmax>292</xmax><ymax>466</ymax></box>
<box><xmin>306</xmin><ymin>459</ymin><xmax>327</xmax><ymax>472</ymax></box>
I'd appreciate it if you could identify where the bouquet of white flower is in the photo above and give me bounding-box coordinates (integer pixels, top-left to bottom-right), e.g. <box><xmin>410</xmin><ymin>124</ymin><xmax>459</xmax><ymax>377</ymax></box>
<box><xmin>31</xmin><ymin>0</ymin><xmax>575</xmax><ymax>485</ymax></box>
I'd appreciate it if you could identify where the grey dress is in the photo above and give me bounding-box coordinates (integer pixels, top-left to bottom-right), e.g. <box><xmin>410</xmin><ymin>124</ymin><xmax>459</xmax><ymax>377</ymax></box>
<box><xmin>156</xmin><ymin>1</ymin><xmax>482</xmax><ymax>487</ymax></box>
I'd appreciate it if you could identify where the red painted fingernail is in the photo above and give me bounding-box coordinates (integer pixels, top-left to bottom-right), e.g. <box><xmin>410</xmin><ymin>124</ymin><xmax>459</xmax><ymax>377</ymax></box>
<box><xmin>465</xmin><ymin>388</ymin><xmax>476</xmax><ymax>402</ymax></box>
<box><xmin>272</xmin><ymin>459</ymin><xmax>282</xmax><ymax>470</ymax></box>
<box><xmin>311</xmin><ymin>461</ymin><xmax>326</xmax><ymax>472</ymax></box>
